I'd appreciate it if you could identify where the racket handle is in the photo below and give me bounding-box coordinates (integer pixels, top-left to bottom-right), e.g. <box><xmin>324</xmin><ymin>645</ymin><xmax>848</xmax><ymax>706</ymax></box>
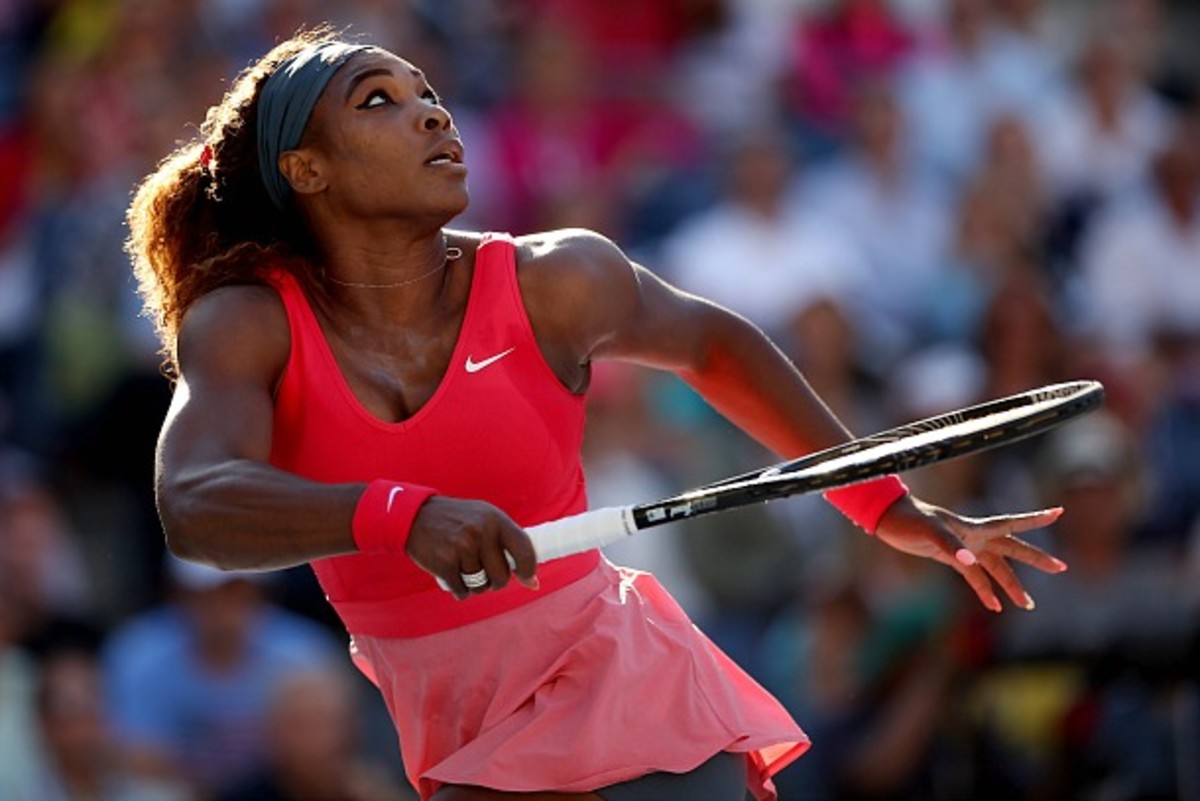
<box><xmin>434</xmin><ymin>506</ymin><xmax>637</xmax><ymax>592</ymax></box>
<box><xmin>526</xmin><ymin>505</ymin><xmax>637</xmax><ymax>561</ymax></box>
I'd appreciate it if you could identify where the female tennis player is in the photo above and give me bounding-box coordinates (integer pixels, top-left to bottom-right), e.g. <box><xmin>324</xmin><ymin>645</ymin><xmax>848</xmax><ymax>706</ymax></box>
<box><xmin>127</xmin><ymin>30</ymin><xmax>1068</xmax><ymax>801</ymax></box>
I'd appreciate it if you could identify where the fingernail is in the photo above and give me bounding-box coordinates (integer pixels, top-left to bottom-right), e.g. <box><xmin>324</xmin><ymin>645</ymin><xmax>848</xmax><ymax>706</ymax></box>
<box><xmin>1052</xmin><ymin>558</ymin><xmax>1069</xmax><ymax>572</ymax></box>
<box><xmin>956</xmin><ymin>548</ymin><xmax>977</xmax><ymax>566</ymax></box>
<box><xmin>990</xmin><ymin>598</ymin><xmax>1002</xmax><ymax>613</ymax></box>
<box><xmin>522</xmin><ymin>576</ymin><xmax>540</xmax><ymax>591</ymax></box>
<box><xmin>1023</xmin><ymin>593</ymin><xmax>1036</xmax><ymax>611</ymax></box>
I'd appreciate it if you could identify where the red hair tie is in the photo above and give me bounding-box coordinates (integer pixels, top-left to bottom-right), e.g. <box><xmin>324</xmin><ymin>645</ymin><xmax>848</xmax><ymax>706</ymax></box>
<box><xmin>199</xmin><ymin>143</ymin><xmax>213</xmax><ymax>169</ymax></box>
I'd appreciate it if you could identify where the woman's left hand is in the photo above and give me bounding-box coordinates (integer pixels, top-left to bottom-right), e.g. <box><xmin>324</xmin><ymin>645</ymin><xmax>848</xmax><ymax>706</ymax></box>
<box><xmin>874</xmin><ymin>495</ymin><xmax>1068</xmax><ymax>612</ymax></box>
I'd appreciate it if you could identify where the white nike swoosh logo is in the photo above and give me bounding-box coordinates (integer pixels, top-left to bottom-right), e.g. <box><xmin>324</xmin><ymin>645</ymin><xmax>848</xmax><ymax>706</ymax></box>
<box><xmin>386</xmin><ymin>486</ymin><xmax>404</xmax><ymax>513</ymax></box>
<box><xmin>465</xmin><ymin>347</ymin><xmax>515</xmax><ymax>374</ymax></box>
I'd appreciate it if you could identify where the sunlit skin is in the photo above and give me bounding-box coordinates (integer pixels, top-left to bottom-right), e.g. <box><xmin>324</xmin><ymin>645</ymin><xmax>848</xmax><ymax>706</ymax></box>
<box><xmin>156</xmin><ymin>45</ymin><xmax>1070</xmax><ymax>801</ymax></box>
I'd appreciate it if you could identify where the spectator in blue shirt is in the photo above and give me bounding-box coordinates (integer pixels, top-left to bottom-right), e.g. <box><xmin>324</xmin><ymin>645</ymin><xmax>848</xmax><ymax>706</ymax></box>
<box><xmin>104</xmin><ymin>556</ymin><xmax>341</xmax><ymax>799</ymax></box>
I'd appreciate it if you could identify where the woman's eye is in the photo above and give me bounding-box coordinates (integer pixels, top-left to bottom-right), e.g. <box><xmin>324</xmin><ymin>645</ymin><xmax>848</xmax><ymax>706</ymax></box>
<box><xmin>422</xmin><ymin>88</ymin><xmax>441</xmax><ymax>105</ymax></box>
<box><xmin>357</xmin><ymin>90</ymin><xmax>391</xmax><ymax>109</ymax></box>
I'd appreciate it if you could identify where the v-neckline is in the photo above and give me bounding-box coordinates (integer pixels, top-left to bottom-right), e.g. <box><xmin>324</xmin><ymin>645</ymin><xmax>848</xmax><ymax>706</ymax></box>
<box><xmin>293</xmin><ymin>254</ymin><xmax>484</xmax><ymax>432</ymax></box>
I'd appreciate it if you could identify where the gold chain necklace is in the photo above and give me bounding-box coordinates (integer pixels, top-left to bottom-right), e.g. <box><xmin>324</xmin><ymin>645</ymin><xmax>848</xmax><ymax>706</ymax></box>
<box><xmin>324</xmin><ymin>244</ymin><xmax>464</xmax><ymax>290</ymax></box>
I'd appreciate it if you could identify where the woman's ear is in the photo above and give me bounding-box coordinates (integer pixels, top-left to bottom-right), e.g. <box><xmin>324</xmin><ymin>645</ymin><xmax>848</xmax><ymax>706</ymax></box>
<box><xmin>278</xmin><ymin>149</ymin><xmax>327</xmax><ymax>197</ymax></box>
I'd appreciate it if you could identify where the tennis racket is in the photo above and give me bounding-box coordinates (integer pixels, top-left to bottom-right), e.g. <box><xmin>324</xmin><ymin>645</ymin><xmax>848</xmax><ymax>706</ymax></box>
<box><xmin>521</xmin><ymin>379</ymin><xmax>1104</xmax><ymax>562</ymax></box>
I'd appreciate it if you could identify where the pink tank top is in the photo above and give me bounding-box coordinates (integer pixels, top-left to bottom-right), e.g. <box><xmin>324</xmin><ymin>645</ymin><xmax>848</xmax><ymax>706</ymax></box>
<box><xmin>266</xmin><ymin>234</ymin><xmax>597</xmax><ymax>638</ymax></box>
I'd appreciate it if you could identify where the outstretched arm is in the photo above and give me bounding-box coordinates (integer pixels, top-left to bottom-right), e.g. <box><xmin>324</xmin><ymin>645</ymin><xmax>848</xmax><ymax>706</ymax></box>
<box><xmin>523</xmin><ymin>229</ymin><xmax>1066</xmax><ymax>610</ymax></box>
<box><xmin>521</xmin><ymin>230</ymin><xmax>856</xmax><ymax>457</ymax></box>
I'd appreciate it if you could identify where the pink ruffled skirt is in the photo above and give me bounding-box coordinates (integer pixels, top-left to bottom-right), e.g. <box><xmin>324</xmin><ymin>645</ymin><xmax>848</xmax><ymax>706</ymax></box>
<box><xmin>351</xmin><ymin>558</ymin><xmax>808</xmax><ymax>800</ymax></box>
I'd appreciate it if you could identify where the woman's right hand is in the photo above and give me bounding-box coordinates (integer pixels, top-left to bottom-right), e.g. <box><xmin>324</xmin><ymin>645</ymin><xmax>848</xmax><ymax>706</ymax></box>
<box><xmin>406</xmin><ymin>497</ymin><xmax>540</xmax><ymax>599</ymax></box>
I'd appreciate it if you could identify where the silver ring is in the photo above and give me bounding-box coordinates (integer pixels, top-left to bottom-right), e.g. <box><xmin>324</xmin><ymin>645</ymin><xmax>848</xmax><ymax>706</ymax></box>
<box><xmin>460</xmin><ymin>569</ymin><xmax>489</xmax><ymax>589</ymax></box>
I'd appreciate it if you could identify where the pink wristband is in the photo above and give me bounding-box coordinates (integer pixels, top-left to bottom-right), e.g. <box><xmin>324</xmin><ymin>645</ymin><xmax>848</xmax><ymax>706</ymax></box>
<box><xmin>352</xmin><ymin>480</ymin><xmax>437</xmax><ymax>554</ymax></box>
<box><xmin>823</xmin><ymin>476</ymin><xmax>909</xmax><ymax>534</ymax></box>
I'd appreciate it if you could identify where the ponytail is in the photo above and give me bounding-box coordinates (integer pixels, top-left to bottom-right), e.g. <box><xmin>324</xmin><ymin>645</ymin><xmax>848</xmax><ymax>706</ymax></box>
<box><xmin>126</xmin><ymin>27</ymin><xmax>341</xmax><ymax>374</ymax></box>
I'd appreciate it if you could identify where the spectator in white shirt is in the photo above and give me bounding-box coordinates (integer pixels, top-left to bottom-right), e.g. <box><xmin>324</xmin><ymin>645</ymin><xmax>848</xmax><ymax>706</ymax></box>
<box><xmin>1036</xmin><ymin>35</ymin><xmax>1174</xmax><ymax>209</ymax></box>
<box><xmin>798</xmin><ymin>82</ymin><xmax>952</xmax><ymax>361</ymax></box>
<box><xmin>660</xmin><ymin>124</ymin><xmax>870</xmax><ymax>342</ymax></box>
<box><xmin>1076</xmin><ymin>115</ymin><xmax>1200</xmax><ymax>367</ymax></box>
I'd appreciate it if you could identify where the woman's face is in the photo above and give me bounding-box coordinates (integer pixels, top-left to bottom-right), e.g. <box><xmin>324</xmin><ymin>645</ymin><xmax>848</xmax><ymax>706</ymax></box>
<box><xmin>295</xmin><ymin>49</ymin><xmax>469</xmax><ymax>222</ymax></box>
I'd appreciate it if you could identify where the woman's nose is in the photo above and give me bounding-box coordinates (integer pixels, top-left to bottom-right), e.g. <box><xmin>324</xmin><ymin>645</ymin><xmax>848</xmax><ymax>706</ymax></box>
<box><xmin>423</xmin><ymin>106</ymin><xmax>452</xmax><ymax>131</ymax></box>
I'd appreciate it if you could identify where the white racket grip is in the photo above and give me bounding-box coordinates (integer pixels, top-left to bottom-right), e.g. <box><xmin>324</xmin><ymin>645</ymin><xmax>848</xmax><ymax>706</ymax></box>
<box><xmin>526</xmin><ymin>505</ymin><xmax>637</xmax><ymax>562</ymax></box>
<box><xmin>434</xmin><ymin>505</ymin><xmax>636</xmax><ymax>592</ymax></box>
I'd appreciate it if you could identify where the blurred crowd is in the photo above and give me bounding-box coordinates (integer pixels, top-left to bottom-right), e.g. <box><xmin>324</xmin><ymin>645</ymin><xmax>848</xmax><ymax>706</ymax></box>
<box><xmin>1</xmin><ymin>0</ymin><xmax>1199</xmax><ymax>799</ymax></box>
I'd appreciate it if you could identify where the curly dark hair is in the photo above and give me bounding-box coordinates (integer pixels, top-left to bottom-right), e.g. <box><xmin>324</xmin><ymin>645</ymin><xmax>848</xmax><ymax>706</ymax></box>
<box><xmin>126</xmin><ymin>27</ymin><xmax>346</xmax><ymax>374</ymax></box>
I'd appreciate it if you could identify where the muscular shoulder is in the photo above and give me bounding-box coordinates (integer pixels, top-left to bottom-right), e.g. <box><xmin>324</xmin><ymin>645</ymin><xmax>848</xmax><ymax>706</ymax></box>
<box><xmin>176</xmin><ymin>283</ymin><xmax>290</xmax><ymax>388</ymax></box>
<box><xmin>499</xmin><ymin>230</ymin><xmax>643</xmax><ymax>381</ymax></box>
<box><xmin>510</xmin><ymin>229</ymin><xmax>642</xmax><ymax>365</ymax></box>
<box><xmin>513</xmin><ymin>228</ymin><xmax>631</xmax><ymax>283</ymax></box>
<box><xmin>512</xmin><ymin>229</ymin><xmax>641</xmax><ymax>320</ymax></box>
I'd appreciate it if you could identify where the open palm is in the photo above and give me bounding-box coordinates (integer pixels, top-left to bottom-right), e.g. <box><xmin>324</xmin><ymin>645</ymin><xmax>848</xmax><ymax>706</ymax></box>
<box><xmin>875</xmin><ymin>496</ymin><xmax>1068</xmax><ymax>612</ymax></box>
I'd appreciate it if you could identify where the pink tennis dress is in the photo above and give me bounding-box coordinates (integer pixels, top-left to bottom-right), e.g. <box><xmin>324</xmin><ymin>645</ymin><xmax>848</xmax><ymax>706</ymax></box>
<box><xmin>265</xmin><ymin>234</ymin><xmax>809</xmax><ymax>799</ymax></box>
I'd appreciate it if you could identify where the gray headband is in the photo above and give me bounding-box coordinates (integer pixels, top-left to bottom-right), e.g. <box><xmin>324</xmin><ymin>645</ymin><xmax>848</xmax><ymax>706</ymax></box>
<box><xmin>256</xmin><ymin>42</ymin><xmax>370</xmax><ymax>210</ymax></box>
